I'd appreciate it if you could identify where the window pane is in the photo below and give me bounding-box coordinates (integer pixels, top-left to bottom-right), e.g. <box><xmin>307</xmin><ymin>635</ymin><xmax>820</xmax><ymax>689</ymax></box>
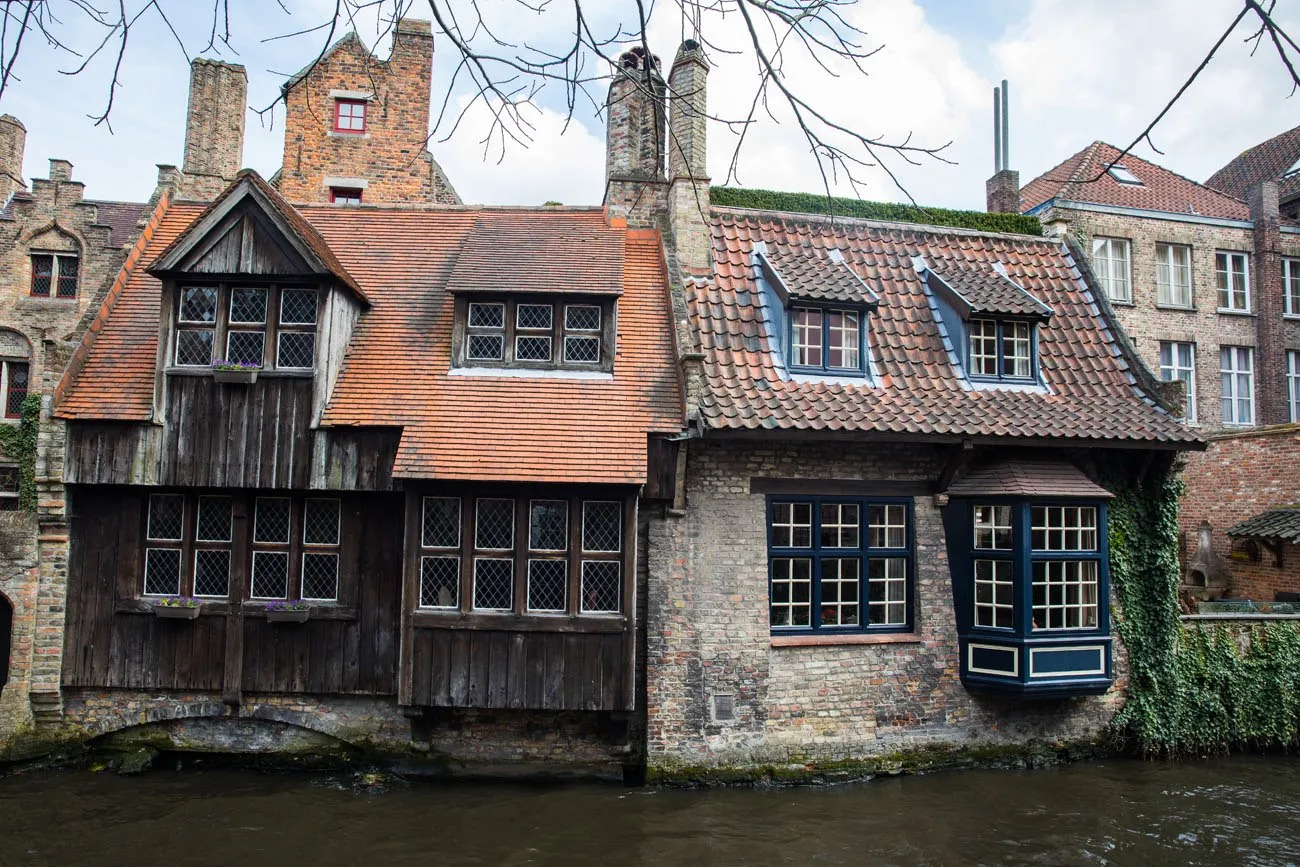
<box><xmin>827</xmin><ymin>311</ymin><xmax>860</xmax><ymax>370</ymax></box>
<box><xmin>473</xmin><ymin>557</ymin><xmax>514</xmax><ymax>610</ymax></box>
<box><xmin>516</xmin><ymin>335</ymin><xmax>552</xmax><ymax>361</ymax></box>
<box><xmin>303</xmin><ymin>499</ymin><xmax>340</xmax><ymax>545</ymax></box>
<box><xmin>970</xmin><ymin>319</ymin><xmax>998</xmax><ymax>377</ymax></box>
<box><xmin>974</xmin><ymin>559</ymin><xmax>1014</xmax><ymax>628</ymax></box>
<box><xmin>1159</xmin><ymin>341</ymin><xmax>1196</xmax><ymax>422</ymax></box>
<box><xmin>180</xmin><ymin>286</ymin><xmax>218</xmax><ymax>323</ymax></box>
<box><xmin>175</xmin><ymin>329</ymin><xmax>214</xmax><ymax>366</ymax></box>
<box><xmin>420</xmin><ymin>556</ymin><xmax>460</xmax><ymax>608</ymax></box>
<box><xmin>475</xmin><ymin>498</ymin><xmax>514</xmax><ymax>550</ymax></box>
<box><xmin>56</xmin><ymin>256</ymin><xmax>79</xmax><ymax>298</ymax></box>
<box><xmin>253</xmin><ymin>497</ymin><xmax>291</xmax><ymax>544</ymax></box>
<box><xmin>973</xmin><ymin>505</ymin><xmax>1013</xmax><ymax>549</ymax></box>
<box><xmin>527</xmin><ymin>559</ymin><xmax>568</xmax><ymax>612</ymax></box>
<box><xmin>229</xmin><ymin>287</ymin><xmax>267</xmax><ymax>324</ymax></box>
<box><xmin>581</xmin><ymin>561</ymin><xmax>620</xmax><ymax>613</ymax></box>
<box><xmin>868</xmin><ymin>504</ymin><xmax>907</xmax><ymax>549</ymax></box>
<box><xmin>280</xmin><ymin>289</ymin><xmax>318</xmax><ymax>325</ymax></box>
<box><xmin>820</xmin><ymin>557</ymin><xmax>860</xmax><ymax>626</ymax></box>
<box><xmin>144</xmin><ymin>548</ymin><xmax>182</xmax><ymax>596</ymax></box>
<box><xmin>791</xmin><ymin>308</ymin><xmax>823</xmax><ymax>367</ymax></box>
<box><xmin>1031</xmin><ymin>506</ymin><xmax>1097</xmax><ymax>552</ymax></box>
<box><xmin>30</xmin><ymin>254</ymin><xmax>52</xmax><ymax>296</ymax></box>
<box><xmin>468</xmin><ymin>302</ymin><xmax>505</xmax><ymax>329</ymax></box>
<box><xmin>563</xmin><ymin>335</ymin><xmax>600</xmax><ymax>363</ymax></box>
<box><xmin>771</xmin><ymin>502</ymin><xmax>813</xmax><ymax>548</ymax></box>
<box><xmin>819</xmin><ymin>502</ymin><xmax>859</xmax><ymax>548</ymax></box>
<box><xmin>1003</xmin><ymin>322</ymin><xmax>1031</xmax><ymax>378</ymax></box>
<box><xmin>422</xmin><ymin>497</ymin><xmax>461</xmax><ymax>548</ymax></box>
<box><xmin>582</xmin><ymin>501</ymin><xmax>621</xmax><ymax>552</ymax></box>
<box><xmin>301</xmin><ymin>552</ymin><xmax>339</xmax><ymax>601</ymax></box>
<box><xmin>565</xmin><ymin>305</ymin><xmax>601</xmax><ymax>331</ymax></box>
<box><xmin>529</xmin><ymin>500</ymin><xmax>568</xmax><ymax>551</ymax></box>
<box><xmin>517</xmin><ymin>303</ymin><xmax>553</xmax><ymax>331</ymax></box>
<box><xmin>1032</xmin><ymin>560</ymin><xmax>1099</xmax><ymax>630</ymax></box>
<box><xmin>251</xmin><ymin>551</ymin><xmax>289</xmax><ymax>599</ymax></box>
<box><xmin>867</xmin><ymin>558</ymin><xmax>907</xmax><ymax>625</ymax></box>
<box><xmin>277</xmin><ymin>332</ymin><xmax>315</xmax><ymax>369</ymax></box>
<box><xmin>225</xmin><ymin>330</ymin><xmax>266</xmax><ymax>367</ymax></box>
<box><xmin>467</xmin><ymin>334</ymin><xmax>504</xmax><ymax>361</ymax></box>
<box><xmin>196</xmin><ymin>495</ymin><xmax>232</xmax><ymax>542</ymax></box>
<box><xmin>3</xmin><ymin>362</ymin><xmax>26</xmax><ymax>418</ymax></box>
<box><xmin>770</xmin><ymin>557</ymin><xmax>812</xmax><ymax>627</ymax></box>
<box><xmin>147</xmin><ymin>493</ymin><xmax>185</xmax><ymax>541</ymax></box>
<box><xmin>194</xmin><ymin>550</ymin><xmax>230</xmax><ymax>598</ymax></box>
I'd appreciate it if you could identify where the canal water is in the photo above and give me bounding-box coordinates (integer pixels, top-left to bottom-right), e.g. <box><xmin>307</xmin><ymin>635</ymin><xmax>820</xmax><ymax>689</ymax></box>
<box><xmin>1</xmin><ymin>755</ymin><xmax>1298</xmax><ymax>866</ymax></box>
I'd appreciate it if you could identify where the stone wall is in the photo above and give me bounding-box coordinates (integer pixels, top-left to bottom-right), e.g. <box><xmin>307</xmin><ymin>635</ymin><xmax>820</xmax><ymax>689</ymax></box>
<box><xmin>1045</xmin><ymin>206</ymin><xmax>1300</xmax><ymax>431</ymax></box>
<box><xmin>276</xmin><ymin>19</ymin><xmax>459</xmax><ymax>206</ymax></box>
<box><xmin>1181</xmin><ymin>424</ymin><xmax>1300</xmax><ymax>601</ymax></box>
<box><xmin>0</xmin><ymin>511</ymin><xmax>38</xmax><ymax>751</ymax></box>
<box><xmin>643</xmin><ymin>440</ymin><xmax>1128</xmax><ymax>776</ymax></box>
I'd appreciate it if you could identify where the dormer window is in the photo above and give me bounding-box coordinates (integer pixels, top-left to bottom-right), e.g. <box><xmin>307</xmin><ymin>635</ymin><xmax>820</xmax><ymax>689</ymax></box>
<box><xmin>459</xmin><ymin>297</ymin><xmax>613</xmax><ymax>371</ymax></box>
<box><xmin>790</xmin><ymin>307</ymin><xmax>863</xmax><ymax>373</ymax></box>
<box><xmin>969</xmin><ymin>319</ymin><xmax>1033</xmax><ymax>381</ymax></box>
<box><xmin>31</xmin><ymin>252</ymin><xmax>78</xmax><ymax>298</ymax></box>
<box><xmin>174</xmin><ymin>283</ymin><xmax>319</xmax><ymax>371</ymax></box>
<box><xmin>333</xmin><ymin>99</ymin><xmax>367</xmax><ymax>134</ymax></box>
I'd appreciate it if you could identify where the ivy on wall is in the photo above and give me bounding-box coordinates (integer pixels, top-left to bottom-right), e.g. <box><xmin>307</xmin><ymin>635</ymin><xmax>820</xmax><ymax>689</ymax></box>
<box><xmin>710</xmin><ymin>186</ymin><xmax>1044</xmax><ymax>236</ymax></box>
<box><xmin>1106</xmin><ymin>459</ymin><xmax>1300</xmax><ymax>755</ymax></box>
<box><xmin>0</xmin><ymin>396</ymin><xmax>41</xmax><ymax>512</ymax></box>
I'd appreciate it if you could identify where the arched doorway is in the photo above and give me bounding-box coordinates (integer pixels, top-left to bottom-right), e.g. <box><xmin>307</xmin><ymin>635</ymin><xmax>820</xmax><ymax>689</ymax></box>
<box><xmin>0</xmin><ymin>593</ymin><xmax>11</xmax><ymax>691</ymax></box>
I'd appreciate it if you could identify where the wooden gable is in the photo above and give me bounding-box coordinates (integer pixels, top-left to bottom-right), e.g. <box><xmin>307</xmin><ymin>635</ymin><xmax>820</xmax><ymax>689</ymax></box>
<box><xmin>177</xmin><ymin>202</ymin><xmax>311</xmax><ymax>276</ymax></box>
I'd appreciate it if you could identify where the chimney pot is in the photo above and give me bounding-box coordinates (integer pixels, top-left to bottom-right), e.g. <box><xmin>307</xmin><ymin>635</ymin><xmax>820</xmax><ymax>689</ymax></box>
<box><xmin>48</xmin><ymin>159</ymin><xmax>72</xmax><ymax>183</ymax></box>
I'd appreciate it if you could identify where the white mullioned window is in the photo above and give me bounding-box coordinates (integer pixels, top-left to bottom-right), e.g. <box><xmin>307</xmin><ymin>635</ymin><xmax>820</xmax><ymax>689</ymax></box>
<box><xmin>826</xmin><ymin>311</ymin><xmax>860</xmax><ymax>370</ymax></box>
<box><xmin>973</xmin><ymin>505</ymin><xmax>1014</xmax><ymax>629</ymax></box>
<box><xmin>1220</xmin><ymin>345</ymin><xmax>1255</xmax><ymax>426</ymax></box>
<box><xmin>790</xmin><ymin>308</ymin><xmax>823</xmax><ymax>368</ymax></box>
<box><xmin>1092</xmin><ymin>237</ymin><xmax>1131</xmax><ymax>303</ymax></box>
<box><xmin>1285</xmin><ymin>259</ymin><xmax>1300</xmax><ymax>316</ymax></box>
<box><xmin>969</xmin><ymin>319</ymin><xmax>998</xmax><ymax>377</ymax></box>
<box><xmin>1156</xmin><ymin>243</ymin><xmax>1192</xmax><ymax>307</ymax></box>
<box><xmin>1216</xmin><ymin>251</ymin><xmax>1250</xmax><ymax>312</ymax></box>
<box><xmin>1289</xmin><ymin>351</ymin><xmax>1300</xmax><ymax>423</ymax></box>
<box><xmin>1030</xmin><ymin>506</ymin><xmax>1099</xmax><ymax>630</ymax></box>
<box><xmin>1003</xmin><ymin>321</ymin><xmax>1031</xmax><ymax>378</ymax></box>
<box><xmin>1159</xmin><ymin>341</ymin><xmax>1197</xmax><ymax>423</ymax></box>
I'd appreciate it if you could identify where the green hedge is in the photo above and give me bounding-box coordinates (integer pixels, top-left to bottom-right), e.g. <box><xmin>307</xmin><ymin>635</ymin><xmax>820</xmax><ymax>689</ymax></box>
<box><xmin>710</xmin><ymin>186</ymin><xmax>1042</xmax><ymax>236</ymax></box>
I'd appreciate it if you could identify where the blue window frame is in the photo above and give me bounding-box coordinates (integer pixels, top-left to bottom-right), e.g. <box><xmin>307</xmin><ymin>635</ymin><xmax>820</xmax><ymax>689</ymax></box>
<box><xmin>767</xmin><ymin>496</ymin><xmax>913</xmax><ymax>633</ymax></box>
<box><xmin>787</xmin><ymin>306</ymin><xmax>867</xmax><ymax>375</ymax></box>
<box><xmin>967</xmin><ymin>318</ymin><xmax>1037</xmax><ymax>382</ymax></box>
<box><xmin>945</xmin><ymin>498</ymin><xmax>1112</xmax><ymax>698</ymax></box>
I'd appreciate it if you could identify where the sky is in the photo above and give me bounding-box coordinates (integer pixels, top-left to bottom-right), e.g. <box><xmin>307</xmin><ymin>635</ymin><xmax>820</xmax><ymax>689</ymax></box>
<box><xmin>1</xmin><ymin>0</ymin><xmax>1298</xmax><ymax>210</ymax></box>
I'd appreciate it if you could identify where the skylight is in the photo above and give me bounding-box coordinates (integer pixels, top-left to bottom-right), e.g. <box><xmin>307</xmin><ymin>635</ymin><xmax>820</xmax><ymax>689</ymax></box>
<box><xmin>1284</xmin><ymin>156</ymin><xmax>1300</xmax><ymax>178</ymax></box>
<box><xmin>1107</xmin><ymin>164</ymin><xmax>1143</xmax><ymax>185</ymax></box>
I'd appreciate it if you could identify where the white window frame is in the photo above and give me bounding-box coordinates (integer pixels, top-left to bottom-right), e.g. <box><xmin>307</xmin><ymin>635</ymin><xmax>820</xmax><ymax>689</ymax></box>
<box><xmin>1216</xmin><ymin>251</ymin><xmax>1251</xmax><ymax>312</ymax></box>
<box><xmin>1092</xmin><ymin>237</ymin><xmax>1131</xmax><ymax>303</ymax></box>
<box><xmin>1289</xmin><ymin>351</ymin><xmax>1300</xmax><ymax>423</ymax></box>
<box><xmin>1285</xmin><ymin>259</ymin><xmax>1300</xmax><ymax>317</ymax></box>
<box><xmin>1155</xmin><ymin>243</ymin><xmax>1192</xmax><ymax>308</ymax></box>
<box><xmin>1159</xmin><ymin>341</ymin><xmax>1197</xmax><ymax>423</ymax></box>
<box><xmin>1220</xmin><ymin>345</ymin><xmax>1255</xmax><ymax>426</ymax></box>
<box><xmin>466</xmin><ymin>302</ymin><xmax>506</xmax><ymax>362</ymax></box>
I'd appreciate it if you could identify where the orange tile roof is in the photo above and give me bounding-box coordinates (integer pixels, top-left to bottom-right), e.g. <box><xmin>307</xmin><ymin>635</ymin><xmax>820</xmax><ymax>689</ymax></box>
<box><xmin>697</xmin><ymin>207</ymin><xmax>1199</xmax><ymax>446</ymax></box>
<box><xmin>1208</xmin><ymin>124</ymin><xmax>1300</xmax><ymax>204</ymax></box>
<box><xmin>57</xmin><ymin>203</ymin><xmax>683</xmax><ymax>485</ymax></box>
<box><xmin>1021</xmin><ymin>141</ymin><xmax>1250</xmax><ymax>221</ymax></box>
<box><xmin>446</xmin><ymin>211</ymin><xmax>625</xmax><ymax>296</ymax></box>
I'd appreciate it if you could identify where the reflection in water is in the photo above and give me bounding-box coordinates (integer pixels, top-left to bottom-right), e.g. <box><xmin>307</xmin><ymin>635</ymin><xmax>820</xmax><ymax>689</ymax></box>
<box><xmin>1</xmin><ymin>756</ymin><xmax>1298</xmax><ymax>866</ymax></box>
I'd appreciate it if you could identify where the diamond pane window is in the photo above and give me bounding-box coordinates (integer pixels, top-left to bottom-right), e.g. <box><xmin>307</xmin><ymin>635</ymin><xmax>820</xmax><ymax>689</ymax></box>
<box><xmin>867</xmin><ymin>558</ymin><xmax>907</xmax><ymax>625</ymax></box>
<box><xmin>30</xmin><ymin>254</ymin><xmax>52</xmax><ymax>297</ymax></box>
<box><xmin>56</xmin><ymin>256</ymin><xmax>79</xmax><ymax>298</ymax></box>
<box><xmin>229</xmin><ymin>287</ymin><xmax>267</xmax><ymax>324</ymax></box>
<box><xmin>517</xmin><ymin>304</ymin><xmax>553</xmax><ymax>331</ymax></box>
<box><xmin>770</xmin><ymin>502</ymin><xmax>813</xmax><ymax>548</ymax></box>
<box><xmin>476</xmin><ymin>499</ymin><xmax>514</xmax><ymax>550</ymax></box>
<box><xmin>582</xmin><ymin>501</ymin><xmax>621</xmax><ymax>552</ymax></box>
<box><xmin>468</xmin><ymin>303</ymin><xmax>505</xmax><ymax>329</ymax></box>
<box><xmin>148</xmin><ymin>494</ymin><xmax>185</xmax><ymax>541</ymax></box>
<box><xmin>193</xmin><ymin>550</ymin><xmax>230</xmax><ymax>598</ymax></box>
<box><xmin>0</xmin><ymin>465</ymin><xmax>18</xmax><ymax>511</ymax></box>
<box><xmin>301</xmin><ymin>552</ymin><xmax>339</xmax><ymax>601</ymax></box>
<box><xmin>303</xmin><ymin>499</ymin><xmax>340</xmax><ymax>546</ymax></box>
<box><xmin>422</xmin><ymin>497</ymin><xmax>461</xmax><ymax>548</ymax></box>
<box><xmin>580</xmin><ymin>560</ymin><xmax>620</xmax><ymax>613</ymax></box>
<box><xmin>770</xmin><ymin>557</ymin><xmax>812</xmax><ymax>626</ymax></box>
<box><xmin>196</xmin><ymin>496</ymin><xmax>232</xmax><ymax>542</ymax></box>
<box><xmin>2</xmin><ymin>362</ymin><xmax>25</xmax><ymax>418</ymax></box>
<box><xmin>563</xmin><ymin>335</ymin><xmax>600</xmax><ymax>363</ymax></box>
<box><xmin>420</xmin><ymin>556</ymin><xmax>460</xmax><ymax>608</ymax></box>
<box><xmin>565</xmin><ymin>305</ymin><xmax>601</xmax><ymax>331</ymax></box>
<box><xmin>280</xmin><ymin>289</ymin><xmax>318</xmax><ymax>325</ymax></box>
<box><xmin>254</xmin><ymin>498</ymin><xmax>291</xmax><ymax>544</ymax></box>
<box><xmin>467</xmin><ymin>334</ymin><xmax>504</xmax><ymax>361</ymax></box>
<box><xmin>144</xmin><ymin>548</ymin><xmax>182</xmax><ymax>596</ymax></box>
<box><xmin>251</xmin><ymin>551</ymin><xmax>289</xmax><ymax>599</ymax></box>
<box><xmin>820</xmin><ymin>558</ymin><xmax>860</xmax><ymax>626</ymax></box>
<box><xmin>175</xmin><ymin>330</ymin><xmax>214</xmax><ymax>367</ymax></box>
<box><xmin>516</xmin><ymin>335</ymin><xmax>552</xmax><ymax>361</ymax></box>
<box><xmin>277</xmin><ymin>332</ymin><xmax>315</xmax><ymax>369</ymax></box>
<box><xmin>528</xmin><ymin>559</ymin><xmax>567</xmax><ymax>612</ymax></box>
<box><xmin>225</xmin><ymin>330</ymin><xmax>266</xmax><ymax>367</ymax></box>
<box><xmin>529</xmin><ymin>500</ymin><xmax>568</xmax><ymax>551</ymax></box>
<box><xmin>180</xmin><ymin>287</ymin><xmax>218</xmax><ymax>323</ymax></box>
<box><xmin>473</xmin><ymin>557</ymin><xmax>514</xmax><ymax>610</ymax></box>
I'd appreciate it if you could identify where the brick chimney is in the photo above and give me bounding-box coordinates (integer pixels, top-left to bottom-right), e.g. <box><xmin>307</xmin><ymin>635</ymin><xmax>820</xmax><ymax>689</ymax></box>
<box><xmin>985</xmin><ymin>80</ymin><xmax>1020</xmax><ymax>214</ymax></box>
<box><xmin>0</xmin><ymin>114</ymin><xmax>26</xmax><ymax>202</ymax></box>
<box><xmin>182</xmin><ymin>58</ymin><xmax>248</xmax><ymax>199</ymax></box>
<box><xmin>604</xmin><ymin>47</ymin><xmax>667</xmax><ymax>226</ymax></box>
<box><xmin>1251</xmin><ymin>180</ymin><xmax>1286</xmax><ymax>425</ymax></box>
<box><xmin>667</xmin><ymin>40</ymin><xmax>711</xmax><ymax>273</ymax></box>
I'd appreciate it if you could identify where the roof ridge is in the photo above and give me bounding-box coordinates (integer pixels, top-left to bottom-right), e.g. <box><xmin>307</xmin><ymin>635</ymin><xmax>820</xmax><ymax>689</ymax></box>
<box><xmin>711</xmin><ymin>205</ymin><xmax>1053</xmax><ymax>243</ymax></box>
<box><xmin>1098</xmin><ymin>141</ymin><xmax>1249</xmax><ymax>207</ymax></box>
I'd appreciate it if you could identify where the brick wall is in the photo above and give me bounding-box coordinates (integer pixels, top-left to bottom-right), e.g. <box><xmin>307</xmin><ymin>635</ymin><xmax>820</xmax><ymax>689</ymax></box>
<box><xmin>1045</xmin><ymin>205</ymin><xmax>1300</xmax><ymax>432</ymax></box>
<box><xmin>644</xmin><ymin>441</ymin><xmax>1128</xmax><ymax>772</ymax></box>
<box><xmin>1181</xmin><ymin>424</ymin><xmax>1300</xmax><ymax>600</ymax></box>
<box><xmin>276</xmin><ymin>20</ymin><xmax>460</xmax><ymax>206</ymax></box>
<box><xmin>0</xmin><ymin>512</ymin><xmax>38</xmax><ymax>750</ymax></box>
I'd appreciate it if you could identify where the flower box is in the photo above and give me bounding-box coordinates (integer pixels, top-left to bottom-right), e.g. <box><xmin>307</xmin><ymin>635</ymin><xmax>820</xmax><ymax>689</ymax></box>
<box><xmin>266</xmin><ymin>607</ymin><xmax>310</xmax><ymax>623</ymax></box>
<box><xmin>154</xmin><ymin>604</ymin><xmax>201</xmax><ymax>620</ymax></box>
<box><xmin>212</xmin><ymin>367</ymin><xmax>258</xmax><ymax>384</ymax></box>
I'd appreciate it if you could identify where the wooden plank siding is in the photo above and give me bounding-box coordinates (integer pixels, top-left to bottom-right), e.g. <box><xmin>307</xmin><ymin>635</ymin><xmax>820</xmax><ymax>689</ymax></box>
<box><xmin>62</xmin><ymin>485</ymin><xmax>402</xmax><ymax>696</ymax></box>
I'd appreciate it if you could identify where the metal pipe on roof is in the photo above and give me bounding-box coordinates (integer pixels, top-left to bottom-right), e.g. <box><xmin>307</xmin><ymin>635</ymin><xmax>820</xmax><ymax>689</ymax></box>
<box><xmin>993</xmin><ymin>86</ymin><xmax>1002</xmax><ymax>173</ymax></box>
<box><xmin>1001</xmin><ymin>79</ymin><xmax>1010</xmax><ymax>171</ymax></box>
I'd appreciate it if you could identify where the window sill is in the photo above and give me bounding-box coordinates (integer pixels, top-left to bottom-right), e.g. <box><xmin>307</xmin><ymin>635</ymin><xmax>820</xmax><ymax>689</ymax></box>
<box><xmin>449</xmin><ymin>366</ymin><xmax>614</xmax><ymax>381</ymax></box>
<box><xmin>1216</xmin><ymin>308</ymin><xmax>1255</xmax><ymax>317</ymax></box>
<box><xmin>1107</xmin><ymin>299</ymin><xmax>1135</xmax><ymax>307</ymax></box>
<box><xmin>327</xmin><ymin>131</ymin><xmax>371</xmax><ymax>140</ymax></box>
<box><xmin>1154</xmin><ymin>304</ymin><xmax>1196</xmax><ymax>312</ymax></box>
<box><xmin>771</xmin><ymin>632</ymin><xmax>921</xmax><ymax>647</ymax></box>
<box><xmin>411</xmin><ymin>610</ymin><xmax>626</xmax><ymax>633</ymax></box>
<box><xmin>1284</xmin><ymin>314</ymin><xmax>1300</xmax><ymax>321</ymax></box>
<box><xmin>117</xmin><ymin>598</ymin><xmax>357</xmax><ymax>620</ymax></box>
<box><xmin>22</xmin><ymin>295</ymin><xmax>77</xmax><ymax>303</ymax></box>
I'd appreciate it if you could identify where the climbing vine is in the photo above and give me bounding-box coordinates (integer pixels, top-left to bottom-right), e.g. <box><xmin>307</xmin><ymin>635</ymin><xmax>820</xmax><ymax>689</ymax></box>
<box><xmin>1106</xmin><ymin>458</ymin><xmax>1300</xmax><ymax>755</ymax></box>
<box><xmin>0</xmin><ymin>395</ymin><xmax>40</xmax><ymax>512</ymax></box>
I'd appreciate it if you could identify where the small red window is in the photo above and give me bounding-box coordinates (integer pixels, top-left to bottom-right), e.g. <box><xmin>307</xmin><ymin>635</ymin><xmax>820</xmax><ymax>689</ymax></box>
<box><xmin>333</xmin><ymin>99</ymin><xmax>367</xmax><ymax>133</ymax></box>
<box><xmin>329</xmin><ymin>188</ymin><xmax>363</xmax><ymax>205</ymax></box>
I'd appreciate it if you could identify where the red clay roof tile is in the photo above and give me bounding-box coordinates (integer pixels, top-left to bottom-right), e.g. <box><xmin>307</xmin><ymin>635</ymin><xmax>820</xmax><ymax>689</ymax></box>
<box><xmin>445</xmin><ymin>210</ymin><xmax>625</xmax><ymax>296</ymax></box>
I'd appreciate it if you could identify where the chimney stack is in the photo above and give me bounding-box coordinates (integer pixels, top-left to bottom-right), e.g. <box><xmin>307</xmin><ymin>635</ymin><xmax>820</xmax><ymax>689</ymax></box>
<box><xmin>182</xmin><ymin>58</ymin><xmax>248</xmax><ymax>199</ymax></box>
<box><xmin>667</xmin><ymin>39</ymin><xmax>711</xmax><ymax>273</ymax></box>
<box><xmin>604</xmin><ymin>46</ymin><xmax>667</xmax><ymax>223</ymax></box>
<box><xmin>985</xmin><ymin>80</ymin><xmax>1020</xmax><ymax>214</ymax></box>
<box><xmin>390</xmin><ymin>18</ymin><xmax>433</xmax><ymax>139</ymax></box>
<box><xmin>1251</xmin><ymin>180</ymin><xmax>1286</xmax><ymax>425</ymax></box>
<box><xmin>48</xmin><ymin>159</ymin><xmax>73</xmax><ymax>183</ymax></box>
<box><xmin>0</xmin><ymin>114</ymin><xmax>26</xmax><ymax>202</ymax></box>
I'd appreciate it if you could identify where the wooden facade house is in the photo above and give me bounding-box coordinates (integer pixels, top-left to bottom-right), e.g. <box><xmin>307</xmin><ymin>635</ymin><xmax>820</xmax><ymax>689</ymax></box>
<box><xmin>52</xmin><ymin>170</ymin><xmax>683</xmax><ymax>757</ymax></box>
